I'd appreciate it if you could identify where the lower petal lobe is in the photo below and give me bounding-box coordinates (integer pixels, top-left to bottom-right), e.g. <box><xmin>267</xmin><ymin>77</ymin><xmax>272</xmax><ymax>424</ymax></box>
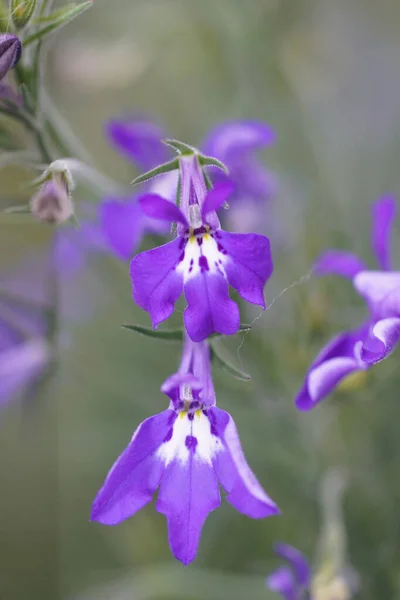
<box><xmin>211</xmin><ymin>407</ymin><xmax>279</xmax><ymax>518</ymax></box>
<box><xmin>156</xmin><ymin>456</ymin><xmax>220</xmax><ymax>565</ymax></box>
<box><xmin>91</xmin><ymin>410</ymin><xmax>172</xmax><ymax>525</ymax></box>
<box><xmin>130</xmin><ymin>237</ymin><xmax>184</xmax><ymax>328</ymax></box>
<box><xmin>216</xmin><ymin>230</ymin><xmax>272</xmax><ymax>307</ymax></box>
<box><xmin>183</xmin><ymin>273</ymin><xmax>240</xmax><ymax>341</ymax></box>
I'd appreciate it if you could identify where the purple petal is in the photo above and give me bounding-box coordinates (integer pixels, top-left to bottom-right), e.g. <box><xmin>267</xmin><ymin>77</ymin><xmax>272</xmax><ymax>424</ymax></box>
<box><xmin>354</xmin><ymin>270</ymin><xmax>400</xmax><ymax>318</ymax></box>
<box><xmin>139</xmin><ymin>194</ymin><xmax>187</xmax><ymax>226</ymax></box>
<box><xmin>202</xmin><ymin>120</ymin><xmax>276</xmax><ymax>162</ymax></box>
<box><xmin>211</xmin><ymin>407</ymin><xmax>279</xmax><ymax>518</ymax></box>
<box><xmin>314</xmin><ymin>251</ymin><xmax>367</xmax><ymax>279</ymax></box>
<box><xmin>201</xmin><ymin>181</ymin><xmax>235</xmax><ymax>218</ymax></box>
<box><xmin>105</xmin><ymin>117</ymin><xmax>167</xmax><ymax>171</ymax></box>
<box><xmin>266</xmin><ymin>567</ymin><xmax>298</xmax><ymax>600</ymax></box>
<box><xmin>274</xmin><ymin>544</ymin><xmax>311</xmax><ymax>588</ymax></box>
<box><xmin>371</xmin><ymin>195</ymin><xmax>397</xmax><ymax>270</ymax></box>
<box><xmin>295</xmin><ymin>328</ymin><xmax>368</xmax><ymax>411</ymax></box>
<box><xmin>360</xmin><ymin>317</ymin><xmax>400</xmax><ymax>364</ymax></box>
<box><xmin>156</xmin><ymin>458</ymin><xmax>220</xmax><ymax>565</ymax></box>
<box><xmin>101</xmin><ymin>198</ymin><xmax>144</xmax><ymax>260</ymax></box>
<box><xmin>183</xmin><ymin>274</ymin><xmax>240</xmax><ymax>342</ymax></box>
<box><xmin>130</xmin><ymin>238</ymin><xmax>184</xmax><ymax>329</ymax></box>
<box><xmin>216</xmin><ymin>230</ymin><xmax>273</xmax><ymax>308</ymax></box>
<box><xmin>91</xmin><ymin>410</ymin><xmax>173</xmax><ymax>525</ymax></box>
<box><xmin>0</xmin><ymin>338</ymin><xmax>49</xmax><ymax>405</ymax></box>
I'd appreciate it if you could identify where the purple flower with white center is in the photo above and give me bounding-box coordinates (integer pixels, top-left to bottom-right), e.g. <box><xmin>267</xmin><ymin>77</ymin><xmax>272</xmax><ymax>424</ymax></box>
<box><xmin>91</xmin><ymin>333</ymin><xmax>279</xmax><ymax>565</ymax></box>
<box><xmin>296</xmin><ymin>194</ymin><xmax>400</xmax><ymax>411</ymax></box>
<box><xmin>266</xmin><ymin>543</ymin><xmax>311</xmax><ymax>600</ymax></box>
<box><xmin>202</xmin><ymin>121</ymin><xmax>278</xmax><ymax>233</ymax></box>
<box><xmin>101</xmin><ymin>117</ymin><xmax>178</xmax><ymax>260</ymax></box>
<box><xmin>130</xmin><ymin>153</ymin><xmax>273</xmax><ymax>342</ymax></box>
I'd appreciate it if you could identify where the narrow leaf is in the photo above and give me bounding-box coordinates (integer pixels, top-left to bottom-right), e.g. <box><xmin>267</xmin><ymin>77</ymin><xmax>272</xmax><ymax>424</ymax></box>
<box><xmin>209</xmin><ymin>344</ymin><xmax>251</xmax><ymax>381</ymax></box>
<box><xmin>122</xmin><ymin>324</ymin><xmax>183</xmax><ymax>341</ymax></box>
<box><xmin>2</xmin><ymin>204</ymin><xmax>31</xmax><ymax>214</ymax></box>
<box><xmin>163</xmin><ymin>138</ymin><xmax>198</xmax><ymax>155</ymax></box>
<box><xmin>131</xmin><ymin>158</ymin><xmax>180</xmax><ymax>186</ymax></box>
<box><xmin>23</xmin><ymin>2</ymin><xmax>92</xmax><ymax>46</ymax></box>
<box><xmin>198</xmin><ymin>154</ymin><xmax>229</xmax><ymax>174</ymax></box>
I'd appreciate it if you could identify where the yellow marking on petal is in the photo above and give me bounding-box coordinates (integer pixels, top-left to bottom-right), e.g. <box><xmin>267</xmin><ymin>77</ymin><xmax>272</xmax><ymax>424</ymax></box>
<box><xmin>338</xmin><ymin>370</ymin><xmax>368</xmax><ymax>392</ymax></box>
<box><xmin>179</xmin><ymin>411</ymin><xmax>187</xmax><ymax>419</ymax></box>
<box><xmin>203</xmin><ymin>233</ymin><xmax>210</xmax><ymax>242</ymax></box>
<box><xmin>195</xmin><ymin>409</ymin><xmax>202</xmax><ymax>418</ymax></box>
<box><xmin>189</xmin><ymin>236</ymin><xmax>196</xmax><ymax>244</ymax></box>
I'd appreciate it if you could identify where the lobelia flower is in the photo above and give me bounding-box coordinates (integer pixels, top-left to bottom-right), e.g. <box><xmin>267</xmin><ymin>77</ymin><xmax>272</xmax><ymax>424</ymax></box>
<box><xmin>103</xmin><ymin>115</ymin><xmax>277</xmax><ymax>240</ymax></box>
<box><xmin>267</xmin><ymin>470</ymin><xmax>357</xmax><ymax>600</ymax></box>
<box><xmin>130</xmin><ymin>153</ymin><xmax>273</xmax><ymax>342</ymax></box>
<box><xmin>266</xmin><ymin>544</ymin><xmax>354</xmax><ymax>600</ymax></box>
<box><xmin>91</xmin><ymin>333</ymin><xmax>279</xmax><ymax>565</ymax></box>
<box><xmin>202</xmin><ymin>120</ymin><xmax>278</xmax><ymax>233</ymax></box>
<box><xmin>296</xmin><ymin>194</ymin><xmax>400</xmax><ymax>411</ymax></box>
<box><xmin>0</xmin><ymin>34</ymin><xmax>22</xmax><ymax>82</ymax></box>
<box><xmin>0</xmin><ymin>297</ymin><xmax>50</xmax><ymax>409</ymax></box>
<box><xmin>100</xmin><ymin>117</ymin><xmax>178</xmax><ymax>260</ymax></box>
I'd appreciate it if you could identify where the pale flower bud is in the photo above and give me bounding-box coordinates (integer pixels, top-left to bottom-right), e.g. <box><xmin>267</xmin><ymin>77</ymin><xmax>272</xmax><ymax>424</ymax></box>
<box><xmin>30</xmin><ymin>177</ymin><xmax>73</xmax><ymax>224</ymax></box>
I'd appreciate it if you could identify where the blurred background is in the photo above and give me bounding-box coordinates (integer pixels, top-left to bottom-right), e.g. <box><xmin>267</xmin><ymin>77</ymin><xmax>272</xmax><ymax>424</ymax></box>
<box><xmin>1</xmin><ymin>0</ymin><xmax>400</xmax><ymax>598</ymax></box>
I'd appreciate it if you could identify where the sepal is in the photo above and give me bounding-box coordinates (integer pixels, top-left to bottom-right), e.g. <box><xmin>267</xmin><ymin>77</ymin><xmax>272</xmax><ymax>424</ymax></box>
<box><xmin>131</xmin><ymin>157</ymin><xmax>180</xmax><ymax>186</ymax></box>
<box><xmin>209</xmin><ymin>342</ymin><xmax>251</xmax><ymax>381</ymax></box>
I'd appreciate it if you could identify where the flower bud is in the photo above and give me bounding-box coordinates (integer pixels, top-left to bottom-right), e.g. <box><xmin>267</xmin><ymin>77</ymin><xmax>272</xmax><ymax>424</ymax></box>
<box><xmin>0</xmin><ymin>34</ymin><xmax>22</xmax><ymax>81</ymax></box>
<box><xmin>11</xmin><ymin>0</ymin><xmax>36</xmax><ymax>30</ymax></box>
<box><xmin>30</xmin><ymin>175</ymin><xmax>74</xmax><ymax>225</ymax></box>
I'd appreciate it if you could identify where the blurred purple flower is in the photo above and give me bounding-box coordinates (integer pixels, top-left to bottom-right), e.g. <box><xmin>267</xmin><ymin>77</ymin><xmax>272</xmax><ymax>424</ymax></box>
<box><xmin>130</xmin><ymin>154</ymin><xmax>273</xmax><ymax>341</ymax></box>
<box><xmin>266</xmin><ymin>543</ymin><xmax>311</xmax><ymax>600</ymax></box>
<box><xmin>202</xmin><ymin>120</ymin><xmax>278</xmax><ymax>233</ymax></box>
<box><xmin>296</xmin><ymin>195</ymin><xmax>400</xmax><ymax>411</ymax></box>
<box><xmin>91</xmin><ymin>333</ymin><xmax>279</xmax><ymax>565</ymax></box>
<box><xmin>0</xmin><ymin>297</ymin><xmax>49</xmax><ymax>408</ymax></box>
<box><xmin>101</xmin><ymin>116</ymin><xmax>178</xmax><ymax>260</ymax></box>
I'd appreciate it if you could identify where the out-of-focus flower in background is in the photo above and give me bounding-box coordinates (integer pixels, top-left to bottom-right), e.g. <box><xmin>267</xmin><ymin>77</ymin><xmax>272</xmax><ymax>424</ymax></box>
<box><xmin>202</xmin><ymin>120</ymin><xmax>278</xmax><ymax>234</ymax></box>
<box><xmin>296</xmin><ymin>195</ymin><xmax>400</xmax><ymax>411</ymax></box>
<box><xmin>267</xmin><ymin>469</ymin><xmax>357</xmax><ymax>600</ymax></box>
<box><xmin>0</xmin><ymin>295</ymin><xmax>50</xmax><ymax>410</ymax></box>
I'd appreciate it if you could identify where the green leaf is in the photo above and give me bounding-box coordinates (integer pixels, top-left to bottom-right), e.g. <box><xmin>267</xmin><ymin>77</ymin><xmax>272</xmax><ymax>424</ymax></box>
<box><xmin>163</xmin><ymin>138</ymin><xmax>198</xmax><ymax>155</ymax></box>
<box><xmin>131</xmin><ymin>158</ymin><xmax>180</xmax><ymax>186</ymax></box>
<box><xmin>209</xmin><ymin>343</ymin><xmax>251</xmax><ymax>381</ymax></box>
<box><xmin>122</xmin><ymin>324</ymin><xmax>184</xmax><ymax>341</ymax></box>
<box><xmin>2</xmin><ymin>204</ymin><xmax>31</xmax><ymax>214</ymax></box>
<box><xmin>22</xmin><ymin>1</ymin><xmax>92</xmax><ymax>46</ymax></box>
<box><xmin>198</xmin><ymin>154</ymin><xmax>229</xmax><ymax>174</ymax></box>
<box><xmin>11</xmin><ymin>0</ymin><xmax>37</xmax><ymax>29</ymax></box>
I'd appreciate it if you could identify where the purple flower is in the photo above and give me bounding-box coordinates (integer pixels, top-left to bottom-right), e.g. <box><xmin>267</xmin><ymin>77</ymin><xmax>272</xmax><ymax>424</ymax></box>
<box><xmin>202</xmin><ymin>121</ymin><xmax>278</xmax><ymax>233</ymax></box>
<box><xmin>130</xmin><ymin>154</ymin><xmax>273</xmax><ymax>342</ymax></box>
<box><xmin>0</xmin><ymin>301</ymin><xmax>49</xmax><ymax>408</ymax></box>
<box><xmin>296</xmin><ymin>195</ymin><xmax>400</xmax><ymax>411</ymax></box>
<box><xmin>0</xmin><ymin>34</ymin><xmax>21</xmax><ymax>82</ymax></box>
<box><xmin>266</xmin><ymin>543</ymin><xmax>311</xmax><ymax>600</ymax></box>
<box><xmin>101</xmin><ymin>117</ymin><xmax>177</xmax><ymax>260</ymax></box>
<box><xmin>91</xmin><ymin>333</ymin><xmax>279</xmax><ymax>565</ymax></box>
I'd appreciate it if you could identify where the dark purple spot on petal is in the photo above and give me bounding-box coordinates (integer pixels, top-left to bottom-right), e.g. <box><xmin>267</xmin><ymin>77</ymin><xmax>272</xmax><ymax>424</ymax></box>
<box><xmin>185</xmin><ymin>435</ymin><xmax>198</xmax><ymax>452</ymax></box>
<box><xmin>210</xmin><ymin>424</ymin><xmax>218</xmax><ymax>437</ymax></box>
<box><xmin>199</xmin><ymin>256</ymin><xmax>209</xmax><ymax>271</ymax></box>
<box><xmin>164</xmin><ymin>428</ymin><xmax>173</xmax><ymax>442</ymax></box>
<box><xmin>168</xmin><ymin>411</ymin><xmax>178</xmax><ymax>425</ymax></box>
<box><xmin>197</xmin><ymin>237</ymin><xmax>203</xmax><ymax>246</ymax></box>
<box><xmin>190</xmin><ymin>400</ymin><xmax>199</xmax><ymax>408</ymax></box>
<box><xmin>188</xmin><ymin>412</ymin><xmax>194</xmax><ymax>421</ymax></box>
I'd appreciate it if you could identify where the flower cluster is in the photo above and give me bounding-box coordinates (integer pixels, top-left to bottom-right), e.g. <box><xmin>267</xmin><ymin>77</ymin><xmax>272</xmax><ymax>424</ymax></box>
<box><xmin>296</xmin><ymin>195</ymin><xmax>400</xmax><ymax>410</ymax></box>
<box><xmin>91</xmin><ymin>139</ymin><xmax>279</xmax><ymax>563</ymax></box>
